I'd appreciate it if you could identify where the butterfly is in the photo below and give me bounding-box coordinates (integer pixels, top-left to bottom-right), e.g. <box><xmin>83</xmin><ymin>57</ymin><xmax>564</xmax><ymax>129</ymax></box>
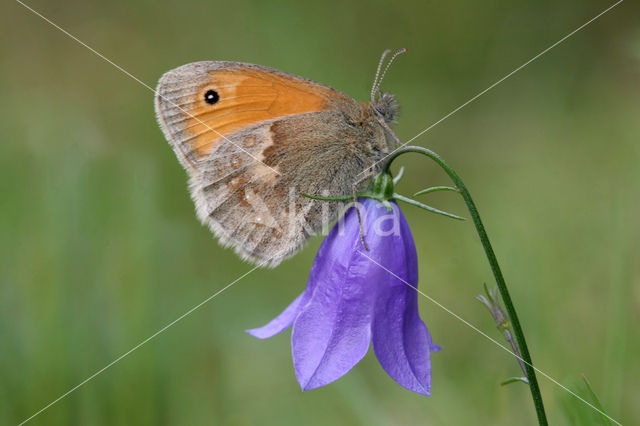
<box><xmin>154</xmin><ymin>49</ymin><xmax>405</xmax><ymax>267</ymax></box>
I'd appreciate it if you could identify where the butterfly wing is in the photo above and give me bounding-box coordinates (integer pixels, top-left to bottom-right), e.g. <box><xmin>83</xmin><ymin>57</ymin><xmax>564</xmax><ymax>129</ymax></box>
<box><xmin>155</xmin><ymin>62</ymin><xmax>374</xmax><ymax>266</ymax></box>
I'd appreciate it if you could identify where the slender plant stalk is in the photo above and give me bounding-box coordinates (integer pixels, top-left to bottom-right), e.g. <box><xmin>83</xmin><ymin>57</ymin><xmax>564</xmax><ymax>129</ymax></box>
<box><xmin>382</xmin><ymin>146</ymin><xmax>548</xmax><ymax>426</ymax></box>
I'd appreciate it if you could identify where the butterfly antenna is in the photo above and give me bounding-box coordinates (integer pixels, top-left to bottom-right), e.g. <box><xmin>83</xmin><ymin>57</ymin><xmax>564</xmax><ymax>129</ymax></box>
<box><xmin>371</xmin><ymin>49</ymin><xmax>391</xmax><ymax>104</ymax></box>
<box><xmin>374</xmin><ymin>48</ymin><xmax>407</xmax><ymax>95</ymax></box>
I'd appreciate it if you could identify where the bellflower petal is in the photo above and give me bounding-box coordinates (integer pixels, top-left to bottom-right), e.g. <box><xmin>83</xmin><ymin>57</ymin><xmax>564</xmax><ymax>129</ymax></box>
<box><xmin>370</xmin><ymin>204</ymin><xmax>434</xmax><ymax>395</ymax></box>
<box><xmin>372</xmin><ymin>285</ymin><xmax>433</xmax><ymax>395</ymax></box>
<box><xmin>246</xmin><ymin>292</ymin><xmax>307</xmax><ymax>339</ymax></box>
<box><xmin>291</xmin><ymin>271</ymin><xmax>375</xmax><ymax>390</ymax></box>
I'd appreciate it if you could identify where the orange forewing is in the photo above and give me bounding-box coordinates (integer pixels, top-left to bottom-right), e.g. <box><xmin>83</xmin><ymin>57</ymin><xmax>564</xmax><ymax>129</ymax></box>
<box><xmin>183</xmin><ymin>68</ymin><xmax>331</xmax><ymax>157</ymax></box>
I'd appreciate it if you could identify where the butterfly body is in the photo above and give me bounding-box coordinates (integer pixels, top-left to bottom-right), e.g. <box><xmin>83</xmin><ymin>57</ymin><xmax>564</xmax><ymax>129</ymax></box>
<box><xmin>155</xmin><ymin>61</ymin><xmax>398</xmax><ymax>266</ymax></box>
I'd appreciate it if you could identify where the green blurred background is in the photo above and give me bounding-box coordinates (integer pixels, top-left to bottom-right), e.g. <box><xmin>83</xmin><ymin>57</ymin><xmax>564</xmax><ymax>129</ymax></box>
<box><xmin>2</xmin><ymin>0</ymin><xmax>639</xmax><ymax>424</ymax></box>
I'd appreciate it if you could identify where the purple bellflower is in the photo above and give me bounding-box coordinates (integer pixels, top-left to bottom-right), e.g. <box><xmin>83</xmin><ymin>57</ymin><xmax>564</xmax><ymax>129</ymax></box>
<box><xmin>247</xmin><ymin>198</ymin><xmax>440</xmax><ymax>395</ymax></box>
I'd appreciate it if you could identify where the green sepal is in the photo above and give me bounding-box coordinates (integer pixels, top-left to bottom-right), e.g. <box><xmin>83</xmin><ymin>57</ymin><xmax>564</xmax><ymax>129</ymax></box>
<box><xmin>300</xmin><ymin>192</ymin><xmax>380</xmax><ymax>201</ymax></box>
<box><xmin>392</xmin><ymin>166</ymin><xmax>405</xmax><ymax>185</ymax></box>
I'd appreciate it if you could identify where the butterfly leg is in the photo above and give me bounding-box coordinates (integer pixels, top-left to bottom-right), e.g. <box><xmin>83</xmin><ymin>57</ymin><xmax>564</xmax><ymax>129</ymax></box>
<box><xmin>351</xmin><ymin>167</ymin><xmax>377</xmax><ymax>251</ymax></box>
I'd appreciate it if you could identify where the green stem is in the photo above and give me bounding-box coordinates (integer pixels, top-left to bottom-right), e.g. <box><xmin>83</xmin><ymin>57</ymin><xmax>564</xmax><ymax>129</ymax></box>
<box><xmin>383</xmin><ymin>146</ymin><xmax>548</xmax><ymax>425</ymax></box>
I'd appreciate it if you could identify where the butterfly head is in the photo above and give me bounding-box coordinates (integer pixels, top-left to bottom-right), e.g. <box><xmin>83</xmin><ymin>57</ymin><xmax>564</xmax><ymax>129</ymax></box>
<box><xmin>371</xmin><ymin>92</ymin><xmax>399</xmax><ymax>124</ymax></box>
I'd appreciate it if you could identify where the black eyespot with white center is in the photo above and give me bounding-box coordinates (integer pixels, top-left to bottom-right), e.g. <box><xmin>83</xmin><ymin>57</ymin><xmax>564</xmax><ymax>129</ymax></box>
<box><xmin>204</xmin><ymin>89</ymin><xmax>219</xmax><ymax>105</ymax></box>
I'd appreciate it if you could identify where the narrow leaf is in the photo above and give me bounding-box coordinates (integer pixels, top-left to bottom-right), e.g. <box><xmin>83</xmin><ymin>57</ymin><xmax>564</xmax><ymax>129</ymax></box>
<box><xmin>393</xmin><ymin>194</ymin><xmax>466</xmax><ymax>221</ymax></box>
<box><xmin>581</xmin><ymin>373</ymin><xmax>612</xmax><ymax>426</ymax></box>
<box><xmin>500</xmin><ymin>376</ymin><xmax>529</xmax><ymax>386</ymax></box>
<box><xmin>414</xmin><ymin>186</ymin><xmax>460</xmax><ymax>197</ymax></box>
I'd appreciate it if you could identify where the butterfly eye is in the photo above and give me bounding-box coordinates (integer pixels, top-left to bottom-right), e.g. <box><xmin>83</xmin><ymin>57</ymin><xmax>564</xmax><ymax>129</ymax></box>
<box><xmin>204</xmin><ymin>89</ymin><xmax>220</xmax><ymax>105</ymax></box>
